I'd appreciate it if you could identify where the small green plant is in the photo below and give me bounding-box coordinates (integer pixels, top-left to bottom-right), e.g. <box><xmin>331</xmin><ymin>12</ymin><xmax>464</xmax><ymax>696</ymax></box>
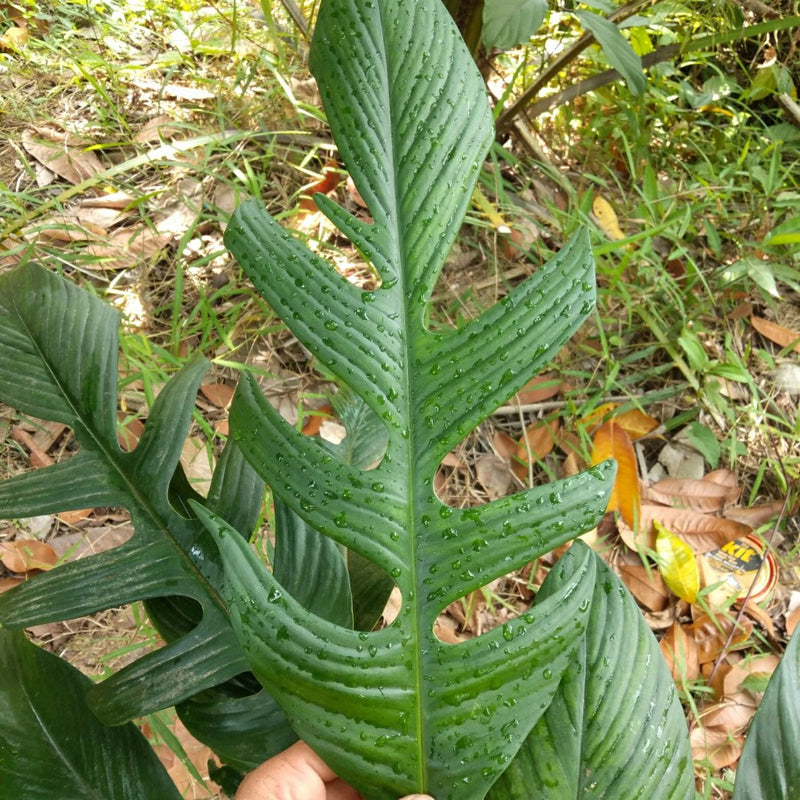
<box><xmin>0</xmin><ymin>1</ymin><xmax>798</xmax><ymax>799</ymax></box>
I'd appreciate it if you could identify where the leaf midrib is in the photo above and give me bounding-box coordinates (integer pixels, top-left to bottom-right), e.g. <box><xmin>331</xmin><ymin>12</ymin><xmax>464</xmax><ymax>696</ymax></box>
<box><xmin>9</xmin><ymin>289</ymin><xmax>227</xmax><ymax>614</ymax></box>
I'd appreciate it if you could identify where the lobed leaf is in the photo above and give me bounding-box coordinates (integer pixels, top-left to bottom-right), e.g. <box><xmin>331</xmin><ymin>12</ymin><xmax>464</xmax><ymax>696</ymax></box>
<box><xmin>0</xmin><ymin>263</ymin><xmax>259</xmax><ymax>724</ymax></box>
<box><xmin>210</xmin><ymin>0</ymin><xmax>614</xmax><ymax>797</ymax></box>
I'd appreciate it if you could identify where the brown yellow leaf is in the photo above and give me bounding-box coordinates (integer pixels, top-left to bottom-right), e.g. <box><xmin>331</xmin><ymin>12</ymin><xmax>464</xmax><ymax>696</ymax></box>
<box><xmin>512</xmin><ymin>373</ymin><xmax>562</xmax><ymax>405</ymax></box>
<box><xmin>0</xmin><ymin>24</ymin><xmax>29</xmax><ymax>51</ymax></box>
<box><xmin>659</xmin><ymin>620</ymin><xmax>700</xmax><ymax>684</ymax></box>
<box><xmin>689</xmin><ymin>612</ymin><xmax>753</xmax><ymax>664</ymax></box>
<box><xmin>618</xmin><ymin>563</ymin><xmax>671</xmax><ymax>612</ymax></box>
<box><xmin>750</xmin><ymin>314</ymin><xmax>800</xmax><ymax>353</ymax></box>
<box><xmin>0</xmin><ymin>539</ymin><xmax>58</xmax><ymax>573</ymax></box>
<box><xmin>200</xmin><ymin>382</ymin><xmax>235</xmax><ymax>409</ymax></box>
<box><xmin>590</xmin><ymin>420</ymin><xmax>640</xmax><ymax>527</ymax></box>
<box><xmin>690</xmin><ymin>723</ymin><xmax>744</xmax><ymax>770</ymax></box>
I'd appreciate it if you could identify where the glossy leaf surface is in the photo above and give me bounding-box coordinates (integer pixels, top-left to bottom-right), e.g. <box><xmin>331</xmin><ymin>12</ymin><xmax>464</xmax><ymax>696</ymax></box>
<box><xmin>0</xmin><ymin>628</ymin><xmax>181</xmax><ymax>800</ymax></box>
<box><xmin>487</xmin><ymin>543</ymin><xmax>694</xmax><ymax>800</ymax></box>
<box><xmin>733</xmin><ymin>626</ymin><xmax>800</xmax><ymax>800</ymax></box>
<box><xmin>209</xmin><ymin>1</ymin><xmax>613</xmax><ymax>797</ymax></box>
<box><xmin>0</xmin><ymin>263</ymin><xmax>258</xmax><ymax>724</ymax></box>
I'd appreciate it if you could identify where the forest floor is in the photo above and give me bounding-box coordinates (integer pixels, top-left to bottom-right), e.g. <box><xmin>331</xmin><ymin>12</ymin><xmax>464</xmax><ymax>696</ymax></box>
<box><xmin>1</xmin><ymin>1</ymin><xmax>799</xmax><ymax>798</ymax></box>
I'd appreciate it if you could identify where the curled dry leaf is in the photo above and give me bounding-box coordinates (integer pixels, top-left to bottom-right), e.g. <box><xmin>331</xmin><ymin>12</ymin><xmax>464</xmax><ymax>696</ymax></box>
<box><xmin>660</xmin><ymin>620</ymin><xmax>700</xmax><ymax>684</ymax></box>
<box><xmin>646</xmin><ymin>475</ymin><xmax>741</xmax><ymax>513</ymax></box>
<box><xmin>0</xmin><ymin>539</ymin><xmax>58</xmax><ymax>573</ymax></box>
<box><xmin>590</xmin><ymin>419</ymin><xmax>640</xmax><ymax>528</ymax></box>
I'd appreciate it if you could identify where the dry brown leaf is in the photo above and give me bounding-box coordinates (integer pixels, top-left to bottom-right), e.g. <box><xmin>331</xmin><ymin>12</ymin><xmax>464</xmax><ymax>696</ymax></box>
<box><xmin>476</xmin><ymin>453</ymin><xmax>513</xmax><ymax>500</ymax></box>
<box><xmin>181</xmin><ymin>436</ymin><xmax>213</xmax><ymax>493</ymax></box>
<box><xmin>689</xmin><ymin>612</ymin><xmax>753</xmax><ymax>664</ymax></box>
<box><xmin>152</xmin><ymin>716</ymin><xmax>220</xmax><ymax>799</ymax></box>
<box><xmin>514</xmin><ymin>418</ymin><xmax>560</xmax><ymax>478</ymax></box>
<box><xmin>512</xmin><ymin>373</ymin><xmax>562</xmax><ymax>405</ymax></box>
<box><xmin>21</xmin><ymin>127</ymin><xmax>104</xmax><ymax>185</ymax></box>
<box><xmin>84</xmin><ymin>226</ymin><xmax>173</xmax><ymax>270</ymax></box>
<box><xmin>660</xmin><ymin>620</ymin><xmax>700</xmax><ymax>684</ymax></box>
<box><xmin>632</xmin><ymin>504</ymin><xmax>750</xmax><ymax>553</ymax></box>
<box><xmin>590</xmin><ymin>420</ymin><xmax>640</xmax><ymax>528</ymax></box>
<box><xmin>618</xmin><ymin>563</ymin><xmax>671</xmax><ymax>612</ymax></box>
<box><xmin>0</xmin><ymin>577</ymin><xmax>24</xmax><ymax>594</ymax></box>
<box><xmin>724</xmin><ymin>500</ymin><xmax>785</xmax><ymax>527</ymax></box>
<box><xmin>690</xmin><ymin>724</ymin><xmax>744</xmax><ymax>770</ymax></box>
<box><xmin>200</xmin><ymin>382</ymin><xmax>235</xmax><ymax>410</ymax></box>
<box><xmin>646</xmin><ymin>476</ymin><xmax>740</xmax><ymax>513</ymax></box>
<box><xmin>0</xmin><ymin>539</ymin><xmax>58</xmax><ymax>573</ymax></box>
<box><xmin>786</xmin><ymin>605</ymin><xmax>800</xmax><ymax>637</ymax></box>
<box><xmin>57</xmin><ymin>508</ymin><xmax>94</xmax><ymax>525</ymax></box>
<box><xmin>11</xmin><ymin>426</ymin><xmax>52</xmax><ymax>468</ymax></box>
<box><xmin>118</xmin><ymin>415</ymin><xmax>145</xmax><ymax>452</ymax></box>
<box><xmin>134</xmin><ymin>114</ymin><xmax>184</xmax><ymax>144</ymax></box>
<box><xmin>750</xmin><ymin>314</ymin><xmax>800</xmax><ymax>353</ymax></box>
<box><xmin>492</xmin><ymin>430</ymin><xmax>517</xmax><ymax>460</ymax></box>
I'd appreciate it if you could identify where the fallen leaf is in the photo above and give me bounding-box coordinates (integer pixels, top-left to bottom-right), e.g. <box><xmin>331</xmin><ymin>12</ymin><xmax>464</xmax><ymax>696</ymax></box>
<box><xmin>301</xmin><ymin>404</ymin><xmax>333</xmax><ymax>436</ymax></box>
<box><xmin>0</xmin><ymin>24</ymin><xmax>28</xmax><ymax>51</ymax></box>
<box><xmin>492</xmin><ymin>430</ymin><xmax>517</xmax><ymax>460</ymax></box>
<box><xmin>646</xmin><ymin>476</ymin><xmax>740</xmax><ymax>513</ymax></box>
<box><xmin>513</xmin><ymin>417</ymin><xmax>560</xmax><ymax>479</ymax></box>
<box><xmin>590</xmin><ymin>420</ymin><xmax>640</xmax><ymax>527</ymax></box>
<box><xmin>0</xmin><ymin>539</ymin><xmax>58</xmax><ymax>573</ymax></box>
<box><xmin>618</xmin><ymin>563</ymin><xmax>671</xmax><ymax>612</ymax></box>
<box><xmin>612</xmin><ymin>407</ymin><xmax>660</xmax><ymax>440</ymax></box>
<box><xmin>21</xmin><ymin>127</ymin><xmax>104</xmax><ymax>185</ymax></box>
<box><xmin>690</xmin><ymin>724</ymin><xmax>744</xmax><ymax>770</ymax></box>
<box><xmin>199</xmin><ymin>382</ymin><xmax>235</xmax><ymax>409</ymax></box>
<box><xmin>724</xmin><ymin>499</ymin><xmax>786</xmax><ymax>527</ymax></box>
<box><xmin>659</xmin><ymin>620</ymin><xmax>700</xmax><ymax>684</ymax></box>
<box><xmin>512</xmin><ymin>373</ymin><xmax>562</xmax><ymax>405</ymax></box>
<box><xmin>750</xmin><ymin>314</ymin><xmax>800</xmax><ymax>353</ymax></box>
<box><xmin>630</xmin><ymin>504</ymin><xmax>750</xmax><ymax>553</ymax></box>
<box><xmin>592</xmin><ymin>195</ymin><xmax>625</xmax><ymax>240</ymax></box>
<box><xmin>689</xmin><ymin>612</ymin><xmax>753</xmax><ymax>664</ymax></box>
<box><xmin>655</xmin><ymin>521</ymin><xmax>700</xmax><ymax>603</ymax></box>
<box><xmin>476</xmin><ymin>453</ymin><xmax>513</xmax><ymax>500</ymax></box>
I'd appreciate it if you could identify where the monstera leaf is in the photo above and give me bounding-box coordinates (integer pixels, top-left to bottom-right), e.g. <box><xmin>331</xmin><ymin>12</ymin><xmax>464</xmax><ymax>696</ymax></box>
<box><xmin>0</xmin><ymin>263</ymin><xmax>261</xmax><ymax>725</ymax></box>
<box><xmin>195</xmin><ymin>1</ymin><xmax>614</xmax><ymax>798</ymax></box>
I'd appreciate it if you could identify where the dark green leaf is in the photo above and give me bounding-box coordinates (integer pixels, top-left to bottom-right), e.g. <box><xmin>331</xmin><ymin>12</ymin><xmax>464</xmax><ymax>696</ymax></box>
<box><xmin>482</xmin><ymin>0</ymin><xmax>548</xmax><ymax>50</ymax></box>
<box><xmin>575</xmin><ymin>10</ymin><xmax>646</xmax><ymax>95</ymax></box>
<box><xmin>0</xmin><ymin>627</ymin><xmax>181</xmax><ymax>800</ymax></box>
<box><xmin>206</xmin><ymin>0</ymin><xmax>614</xmax><ymax>797</ymax></box>
<box><xmin>488</xmin><ymin>543</ymin><xmax>694</xmax><ymax>799</ymax></box>
<box><xmin>733</xmin><ymin>627</ymin><xmax>800</xmax><ymax>800</ymax></box>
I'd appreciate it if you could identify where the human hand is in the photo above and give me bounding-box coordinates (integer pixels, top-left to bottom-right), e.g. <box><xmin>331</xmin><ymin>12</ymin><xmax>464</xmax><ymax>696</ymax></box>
<box><xmin>234</xmin><ymin>740</ymin><xmax>434</xmax><ymax>800</ymax></box>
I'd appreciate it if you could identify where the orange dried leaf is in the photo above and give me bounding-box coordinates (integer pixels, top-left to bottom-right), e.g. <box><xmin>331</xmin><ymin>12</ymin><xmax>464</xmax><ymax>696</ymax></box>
<box><xmin>514</xmin><ymin>418</ymin><xmax>560</xmax><ymax>478</ymax></box>
<box><xmin>655</xmin><ymin>521</ymin><xmax>700</xmax><ymax>603</ymax></box>
<box><xmin>578</xmin><ymin>402</ymin><xmax>617</xmax><ymax>432</ymax></box>
<box><xmin>611</xmin><ymin>407</ymin><xmax>660</xmax><ymax>440</ymax></box>
<box><xmin>590</xmin><ymin>420</ymin><xmax>640</xmax><ymax>527</ymax></box>
<box><xmin>200</xmin><ymin>382</ymin><xmax>235</xmax><ymax>409</ymax></box>
<box><xmin>492</xmin><ymin>430</ymin><xmax>517</xmax><ymax>460</ymax></box>
<box><xmin>690</xmin><ymin>724</ymin><xmax>744</xmax><ymax>770</ymax></box>
<box><xmin>635</xmin><ymin>504</ymin><xmax>750</xmax><ymax>553</ymax></box>
<box><xmin>0</xmin><ymin>540</ymin><xmax>58</xmax><ymax>573</ymax></box>
<box><xmin>301</xmin><ymin>404</ymin><xmax>333</xmax><ymax>436</ymax></box>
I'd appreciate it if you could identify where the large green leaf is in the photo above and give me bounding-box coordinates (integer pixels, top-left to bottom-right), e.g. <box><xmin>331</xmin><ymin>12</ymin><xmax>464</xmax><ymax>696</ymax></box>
<box><xmin>203</xmin><ymin>1</ymin><xmax>614</xmax><ymax>798</ymax></box>
<box><xmin>482</xmin><ymin>0</ymin><xmax>549</xmax><ymax>50</ymax></box>
<box><xmin>0</xmin><ymin>627</ymin><xmax>181</xmax><ymax>800</ymax></box>
<box><xmin>0</xmin><ymin>263</ymin><xmax>259</xmax><ymax>724</ymax></box>
<box><xmin>733</xmin><ymin>626</ymin><xmax>800</xmax><ymax>800</ymax></box>
<box><xmin>487</xmin><ymin>543</ymin><xmax>694</xmax><ymax>799</ymax></box>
